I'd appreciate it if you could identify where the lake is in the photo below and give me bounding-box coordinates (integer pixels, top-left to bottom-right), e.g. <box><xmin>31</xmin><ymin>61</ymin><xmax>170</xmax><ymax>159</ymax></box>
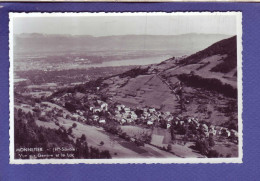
<box><xmin>83</xmin><ymin>55</ymin><xmax>173</xmax><ymax>68</ymax></box>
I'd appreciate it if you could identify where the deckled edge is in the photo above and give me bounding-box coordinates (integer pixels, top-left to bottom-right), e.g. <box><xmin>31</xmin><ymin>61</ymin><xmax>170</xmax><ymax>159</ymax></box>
<box><xmin>9</xmin><ymin>12</ymin><xmax>243</xmax><ymax>164</ymax></box>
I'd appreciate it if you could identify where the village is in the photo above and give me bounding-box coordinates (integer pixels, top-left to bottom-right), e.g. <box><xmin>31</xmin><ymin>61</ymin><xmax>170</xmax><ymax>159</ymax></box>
<box><xmin>15</xmin><ymin>85</ymin><xmax>238</xmax><ymax>158</ymax></box>
<box><xmin>53</xmin><ymin>91</ymin><xmax>238</xmax><ymax>137</ymax></box>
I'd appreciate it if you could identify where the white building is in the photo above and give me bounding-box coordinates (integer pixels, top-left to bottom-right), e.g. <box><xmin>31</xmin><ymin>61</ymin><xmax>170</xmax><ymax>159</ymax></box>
<box><xmin>93</xmin><ymin>108</ymin><xmax>101</xmax><ymax>113</ymax></box>
<box><xmin>101</xmin><ymin>103</ymin><xmax>108</xmax><ymax>111</ymax></box>
<box><xmin>147</xmin><ymin>121</ymin><xmax>153</xmax><ymax>125</ymax></box>
<box><xmin>99</xmin><ymin>119</ymin><xmax>106</xmax><ymax>124</ymax></box>
<box><xmin>92</xmin><ymin>115</ymin><xmax>99</xmax><ymax>121</ymax></box>
<box><xmin>149</xmin><ymin>108</ymin><xmax>156</xmax><ymax>113</ymax></box>
<box><xmin>121</xmin><ymin>119</ymin><xmax>127</xmax><ymax>124</ymax></box>
<box><xmin>124</xmin><ymin>107</ymin><xmax>131</xmax><ymax>113</ymax></box>
<box><xmin>167</xmin><ymin>124</ymin><xmax>171</xmax><ymax>129</ymax></box>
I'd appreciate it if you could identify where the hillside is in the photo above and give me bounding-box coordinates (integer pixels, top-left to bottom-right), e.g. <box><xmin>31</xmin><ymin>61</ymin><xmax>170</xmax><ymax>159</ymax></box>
<box><xmin>14</xmin><ymin>35</ymin><xmax>239</xmax><ymax>159</ymax></box>
<box><xmin>180</xmin><ymin>35</ymin><xmax>237</xmax><ymax>73</ymax></box>
<box><xmin>100</xmin><ymin>36</ymin><xmax>238</xmax><ymax>127</ymax></box>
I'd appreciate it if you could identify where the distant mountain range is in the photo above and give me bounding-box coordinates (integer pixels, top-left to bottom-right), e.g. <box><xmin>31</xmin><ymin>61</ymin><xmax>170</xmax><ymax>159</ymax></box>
<box><xmin>14</xmin><ymin>33</ymin><xmax>232</xmax><ymax>55</ymax></box>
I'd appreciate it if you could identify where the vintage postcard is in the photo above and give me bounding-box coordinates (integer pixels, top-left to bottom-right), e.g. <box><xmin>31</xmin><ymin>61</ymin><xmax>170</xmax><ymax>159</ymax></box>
<box><xmin>9</xmin><ymin>12</ymin><xmax>242</xmax><ymax>164</ymax></box>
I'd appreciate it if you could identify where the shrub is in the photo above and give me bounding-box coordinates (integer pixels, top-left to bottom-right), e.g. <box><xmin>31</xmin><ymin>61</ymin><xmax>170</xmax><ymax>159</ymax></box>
<box><xmin>226</xmin><ymin>153</ymin><xmax>232</xmax><ymax>158</ymax></box>
<box><xmin>39</xmin><ymin>116</ymin><xmax>47</xmax><ymax>122</ymax></box>
<box><xmin>195</xmin><ymin>139</ymin><xmax>209</xmax><ymax>155</ymax></box>
<box><xmin>65</xmin><ymin>102</ymin><xmax>76</xmax><ymax>112</ymax></box>
<box><xmin>207</xmin><ymin>150</ymin><xmax>219</xmax><ymax>158</ymax></box>
<box><xmin>135</xmin><ymin>140</ymin><xmax>144</xmax><ymax>147</ymax></box>
<box><xmin>177</xmin><ymin>74</ymin><xmax>237</xmax><ymax>98</ymax></box>
<box><xmin>72</xmin><ymin>123</ymin><xmax>77</xmax><ymax>128</ymax></box>
<box><xmin>67</xmin><ymin>127</ymin><xmax>73</xmax><ymax>135</ymax></box>
<box><xmin>81</xmin><ymin>134</ymin><xmax>86</xmax><ymax>141</ymax></box>
<box><xmin>119</xmin><ymin>67</ymin><xmax>149</xmax><ymax>78</ymax></box>
<box><xmin>55</xmin><ymin>122</ymin><xmax>60</xmax><ymax>126</ymax></box>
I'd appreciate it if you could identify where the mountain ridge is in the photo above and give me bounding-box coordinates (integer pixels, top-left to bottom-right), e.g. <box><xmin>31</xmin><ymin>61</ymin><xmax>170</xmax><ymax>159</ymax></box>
<box><xmin>14</xmin><ymin>33</ymin><xmax>232</xmax><ymax>56</ymax></box>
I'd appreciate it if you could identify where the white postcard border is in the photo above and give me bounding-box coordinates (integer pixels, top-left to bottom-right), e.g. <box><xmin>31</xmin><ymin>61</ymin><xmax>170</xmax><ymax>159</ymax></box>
<box><xmin>9</xmin><ymin>12</ymin><xmax>243</xmax><ymax>164</ymax></box>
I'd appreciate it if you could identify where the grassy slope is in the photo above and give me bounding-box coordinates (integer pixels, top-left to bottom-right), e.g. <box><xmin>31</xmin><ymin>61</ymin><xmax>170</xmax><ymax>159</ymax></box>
<box><xmin>103</xmin><ymin>74</ymin><xmax>178</xmax><ymax>111</ymax></box>
<box><xmin>101</xmin><ymin>36</ymin><xmax>238</xmax><ymax>127</ymax></box>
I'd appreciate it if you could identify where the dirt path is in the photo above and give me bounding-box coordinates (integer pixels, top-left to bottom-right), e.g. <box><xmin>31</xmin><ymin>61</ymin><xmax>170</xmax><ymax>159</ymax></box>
<box><xmin>155</xmin><ymin>73</ymin><xmax>180</xmax><ymax>101</ymax></box>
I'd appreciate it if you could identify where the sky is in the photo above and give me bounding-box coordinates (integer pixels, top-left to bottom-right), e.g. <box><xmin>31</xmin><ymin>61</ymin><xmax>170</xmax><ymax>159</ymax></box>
<box><xmin>13</xmin><ymin>13</ymin><xmax>238</xmax><ymax>36</ymax></box>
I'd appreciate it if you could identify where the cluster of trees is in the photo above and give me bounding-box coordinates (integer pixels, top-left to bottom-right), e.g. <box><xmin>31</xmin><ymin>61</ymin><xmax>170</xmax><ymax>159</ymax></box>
<box><xmin>217</xmin><ymin>100</ymin><xmax>238</xmax><ymax>116</ymax></box>
<box><xmin>194</xmin><ymin>135</ymin><xmax>220</xmax><ymax>158</ymax></box>
<box><xmin>119</xmin><ymin>67</ymin><xmax>149</xmax><ymax>78</ymax></box>
<box><xmin>211</xmin><ymin>50</ymin><xmax>237</xmax><ymax>73</ymax></box>
<box><xmin>65</xmin><ymin>102</ymin><xmax>78</xmax><ymax>112</ymax></box>
<box><xmin>103</xmin><ymin>124</ymin><xmax>122</xmax><ymax>135</ymax></box>
<box><xmin>177</xmin><ymin>74</ymin><xmax>237</xmax><ymax>98</ymax></box>
<box><xmin>14</xmin><ymin>109</ymin><xmax>74</xmax><ymax>159</ymax></box>
<box><xmin>168</xmin><ymin>117</ymin><xmax>220</xmax><ymax>148</ymax></box>
<box><xmin>75</xmin><ymin>134</ymin><xmax>111</xmax><ymax>159</ymax></box>
<box><xmin>168</xmin><ymin>118</ymin><xmax>198</xmax><ymax>137</ymax></box>
<box><xmin>14</xmin><ymin>109</ymin><xmax>112</xmax><ymax>159</ymax></box>
<box><xmin>103</xmin><ymin>124</ymin><xmax>151</xmax><ymax>146</ymax></box>
<box><xmin>221</xmin><ymin>121</ymin><xmax>238</xmax><ymax>132</ymax></box>
<box><xmin>50</xmin><ymin>77</ymin><xmax>104</xmax><ymax>100</ymax></box>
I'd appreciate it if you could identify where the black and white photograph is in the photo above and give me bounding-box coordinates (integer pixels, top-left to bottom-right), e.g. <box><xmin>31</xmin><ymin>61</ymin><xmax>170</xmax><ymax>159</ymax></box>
<box><xmin>9</xmin><ymin>12</ymin><xmax>242</xmax><ymax>164</ymax></box>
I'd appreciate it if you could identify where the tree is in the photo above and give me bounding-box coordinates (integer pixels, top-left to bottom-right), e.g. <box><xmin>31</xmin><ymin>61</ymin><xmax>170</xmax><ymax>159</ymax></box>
<box><xmin>207</xmin><ymin>150</ymin><xmax>219</xmax><ymax>158</ymax></box>
<box><xmin>171</xmin><ymin>129</ymin><xmax>176</xmax><ymax>141</ymax></box>
<box><xmin>82</xmin><ymin>141</ymin><xmax>89</xmax><ymax>158</ymax></box>
<box><xmin>135</xmin><ymin>109</ymin><xmax>143</xmax><ymax>117</ymax></box>
<box><xmin>208</xmin><ymin>135</ymin><xmax>215</xmax><ymax>147</ymax></box>
<box><xmin>39</xmin><ymin>116</ymin><xmax>47</xmax><ymax>122</ymax></box>
<box><xmin>65</xmin><ymin>102</ymin><xmax>76</xmax><ymax>112</ymax></box>
<box><xmin>229</xmin><ymin>133</ymin><xmax>237</xmax><ymax>144</ymax></box>
<box><xmin>67</xmin><ymin>127</ymin><xmax>73</xmax><ymax>135</ymax></box>
<box><xmin>195</xmin><ymin>138</ymin><xmax>209</xmax><ymax>155</ymax></box>
<box><xmin>38</xmin><ymin>133</ymin><xmax>47</xmax><ymax>144</ymax></box>
<box><xmin>100</xmin><ymin>150</ymin><xmax>112</xmax><ymax>159</ymax></box>
<box><xmin>160</xmin><ymin>119</ymin><xmax>167</xmax><ymax>129</ymax></box>
<box><xmin>81</xmin><ymin>134</ymin><xmax>86</xmax><ymax>141</ymax></box>
<box><xmin>101</xmin><ymin>94</ymin><xmax>108</xmax><ymax>102</ymax></box>
<box><xmin>72</xmin><ymin>123</ymin><xmax>77</xmax><ymax>128</ymax></box>
<box><xmin>226</xmin><ymin>153</ymin><xmax>232</xmax><ymax>158</ymax></box>
<box><xmin>75</xmin><ymin>138</ymin><xmax>83</xmax><ymax>158</ymax></box>
<box><xmin>143</xmin><ymin>133</ymin><xmax>152</xmax><ymax>144</ymax></box>
<box><xmin>167</xmin><ymin>144</ymin><xmax>172</xmax><ymax>152</ymax></box>
<box><xmin>55</xmin><ymin>122</ymin><xmax>60</xmax><ymax>126</ymax></box>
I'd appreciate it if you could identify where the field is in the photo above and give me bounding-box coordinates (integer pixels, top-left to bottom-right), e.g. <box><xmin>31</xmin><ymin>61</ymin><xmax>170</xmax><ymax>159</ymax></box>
<box><xmin>166</xmin><ymin>142</ymin><xmax>205</xmax><ymax>158</ymax></box>
<box><xmin>103</xmin><ymin>74</ymin><xmax>178</xmax><ymax>111</ymax></box>
<box><xmin>162</xmin><ymin>54</ymin><xmax>237</xmax><ymax>88</ymax></box>
<box><xmin>213</xmin><ymin>140</ymin><xmax>238</xmax><ymax>157</ymax></box>
<box><xmin>120</xmin><ymin>126</ymin><xmax>204</xmax><ymax>158</ymax></box>
<box><xmin>37</xmin><ymin>117</ymin><xmax>177</xmax><ymax>158</ymax></box>
<box><xmin>120</xmin><ymin>125</ymin><xmax>152</xmax><ymax>138</ymax></box>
